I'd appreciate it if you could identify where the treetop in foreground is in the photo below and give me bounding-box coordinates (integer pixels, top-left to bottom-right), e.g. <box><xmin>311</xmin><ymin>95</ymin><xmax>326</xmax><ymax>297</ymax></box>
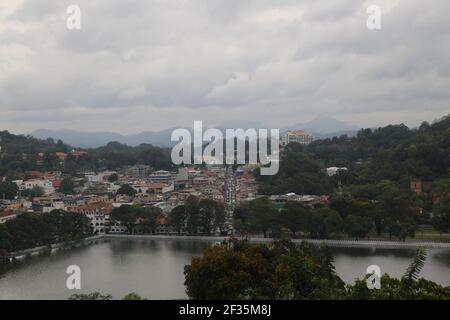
<box><xmin>184</xmin><ymin>239</ymin><xmax>450</xmax><ymax>300</ymax></box>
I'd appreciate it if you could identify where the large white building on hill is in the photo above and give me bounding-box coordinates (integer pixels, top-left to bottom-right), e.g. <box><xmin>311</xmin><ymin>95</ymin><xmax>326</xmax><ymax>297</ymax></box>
<box><xmin>281</xmin><ymin>130</ymin><xmax>314</xmax><ymax>146</ymax></box>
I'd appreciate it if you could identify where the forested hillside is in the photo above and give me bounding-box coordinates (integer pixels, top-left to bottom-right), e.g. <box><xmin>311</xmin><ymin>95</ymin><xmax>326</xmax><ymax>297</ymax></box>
<box><xmin>0</xmin><ymin>131</ymin><xmax>172</xmax><ymax>177</ymax></box>
<box><xmin>254</xmin><ymin>114</ymin><xmax>450</xmax><ymax>238</ymax></box>
<box><xmin>258</xmin><ymin>114</ymin><xmax>450</xmax><ymax>195</ymax></box>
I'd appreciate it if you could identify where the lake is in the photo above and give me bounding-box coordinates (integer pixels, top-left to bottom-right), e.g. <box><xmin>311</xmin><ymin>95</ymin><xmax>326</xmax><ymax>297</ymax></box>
<box><xmin>0</xmin><ymin>238</ymin><xmax>449</xmax><ymax>300</ymax></box>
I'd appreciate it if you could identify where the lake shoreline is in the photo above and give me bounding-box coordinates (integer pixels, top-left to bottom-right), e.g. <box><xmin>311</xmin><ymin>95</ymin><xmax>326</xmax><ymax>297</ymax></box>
<box><xmin>103</xmin><ymin>234</ymin><xmax>450</xmax><ymax>249</ymax></box>
<box><xmin>6</xmin><ymin>233</ymin><xmax>450</xmax><ymax>262</ymax></box>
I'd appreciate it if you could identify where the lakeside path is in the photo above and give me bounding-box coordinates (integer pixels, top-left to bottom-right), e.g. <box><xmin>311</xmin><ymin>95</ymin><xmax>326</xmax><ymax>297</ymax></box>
<box><xmin>104</xmin><ymin>234</ymin><xmax>450</xmax><ymax>249</ymax></box>
<box><xmin>9</xmin><ymin>234</ymin><xmax>450</xmax><ymax>259</ymax></box>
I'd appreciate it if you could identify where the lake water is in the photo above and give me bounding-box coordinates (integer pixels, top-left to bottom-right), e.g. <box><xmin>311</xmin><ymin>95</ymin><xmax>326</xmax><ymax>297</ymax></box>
<box><xmin>0</xmin><ymin>238</ymin><xmax>449</xmax><ymax>300</ymax></box>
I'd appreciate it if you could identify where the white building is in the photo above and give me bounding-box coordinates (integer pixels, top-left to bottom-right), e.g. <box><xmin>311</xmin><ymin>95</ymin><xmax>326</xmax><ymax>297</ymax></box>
<box><xmin>42</xmin><ymin>201</ymin><xmax>66</xmax><ymax>213</ymax></box>
<box><xmin>326</xmin><ymin>167</ymin><xmax>348</xmax><ymax>177</ymax></box>
<box><xmin>69</xmin><ymin>204</ymin><xmax>112</xmax><ymax>235</ymax></box>
<box><xmin>14</xmin><ymin>179</ymin><xmax>55</xmax><ymax>195</ymax></box>
<box><xmin>281</xmin><ymin>130</ymin><xmax>313</xmax><ymax>146</ymax></box>
<box><xmin>0</xmin><ymin>211</ymin><xmax>17</xmax><ymax>224</ymax></box>
<box><xmin>149</xmin><ymin>170</ymin><xmax>173</xmax><ymax>184</ymax></box>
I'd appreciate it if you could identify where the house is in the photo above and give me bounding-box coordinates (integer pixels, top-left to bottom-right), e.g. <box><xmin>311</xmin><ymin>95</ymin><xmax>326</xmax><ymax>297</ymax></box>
<box><xmin>145</xmin><ymin>183</ymin><xmax>174</xmax><ymax>194</ymax></box>
<box><xmin>0</xmin><ymin>210</ymin><xmax>17</xmax><ymax>224</ymax></box>
<box><xmin>14</xmin><ymin>179</ymin><xmax>55</xmax><ymax>195</ymax></box>
<box><xmin>70</xmin><ymin>149</ymin><xmax>88</xmax><ymax>159</ymax></box>
<box><xmin>42</xmin><ymin>201</ymin><xmax>66</xmax><ymax>213</ymax></box>
<box><xmin>55</xmin><ymin>152</ymin><xmax>68</xmax><ymax>162</ymax></box>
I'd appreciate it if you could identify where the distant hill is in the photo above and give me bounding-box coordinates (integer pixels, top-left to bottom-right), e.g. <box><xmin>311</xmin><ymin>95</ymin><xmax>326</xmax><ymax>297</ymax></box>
<box><xmin>31</xmin><ymin>128</ymin><xmax>178</xmax><ymax>148</ymax></box>
<box><xmin>30</xmin><ymin>116</ymin><xmax>361</xmax><ymax>148</ymax></box>
<box><xmin>285</xmin><ymin>115</ymin><xmax>360</xmax><ymax>135</ymax></box>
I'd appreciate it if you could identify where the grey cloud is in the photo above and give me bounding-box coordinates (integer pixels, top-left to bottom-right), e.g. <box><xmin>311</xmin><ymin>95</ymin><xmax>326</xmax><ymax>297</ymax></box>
<box><xmin>0</xmin><ymin>0</ymin><xmax>449</xmax><ymax>134</ymax></box>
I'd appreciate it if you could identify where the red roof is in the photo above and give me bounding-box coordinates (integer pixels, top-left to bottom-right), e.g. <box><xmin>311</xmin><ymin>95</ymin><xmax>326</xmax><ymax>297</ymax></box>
<box><xmin>288</xmin><ymin>130</ymin><xmax>308</xmax><ymax>135</ymax></box>
<box><xmin>27</xmin><ymin>171</ymin><xmax>44</xmax><ymax>177</ymax></box>
<box><xmin>70</xmin><ymin>150</ymin><xmax>88</xmax><ymax>159</ymax></box>
<box><xmin>55</xmin><ymin>152</ymin><xmax>68</xmax><ymax>161</ymax></box>
<box><xmin>0</xmin><ymin>210</ymin><xmax>15</xmax><ymax>218</ymax></box>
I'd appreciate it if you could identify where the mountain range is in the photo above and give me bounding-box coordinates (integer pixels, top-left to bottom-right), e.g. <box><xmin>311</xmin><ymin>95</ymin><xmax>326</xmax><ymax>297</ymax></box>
<box><xmin>30</xmin><ymin>116</ymin><xmax>361</xmax><ymax>148</ymax></box>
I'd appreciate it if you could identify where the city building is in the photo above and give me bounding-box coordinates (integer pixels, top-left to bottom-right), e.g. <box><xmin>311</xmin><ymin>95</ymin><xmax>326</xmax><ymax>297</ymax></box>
<box><xmin>326</xmin><ymin>167</ymin><xmax>348</xmax><ymax>177</ymax></box>
<box><xmin>68</xmin><ymin>202</ymin><xmax>113</xmax><ymax>235</ymax></box>
<box><xmin>0</xmin><ymin>210</ymin><xmax>17</xmax><ymax>224</ymax></box>
<box><xmin>149</xmin><ymin>170</ymin><xmax>173</xmax><ymax>184</ymax></box>
<box><xmin>281</xmin><ymin>130</ymin><xmax>313</xmax><ymax>146</ymax></box>
<box><xmin>126</xmin><ymin>165</ymin><xmax>152</xmax><ymax>178</ymax></box>
<box><xmin>13</xmin><ymin>179</ymin><xmax>56</xmax><ymax>195</ymax></box>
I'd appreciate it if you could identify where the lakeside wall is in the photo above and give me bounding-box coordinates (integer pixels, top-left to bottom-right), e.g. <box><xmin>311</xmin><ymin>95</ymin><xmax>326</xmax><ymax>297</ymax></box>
<box><xmin>104</xmin><ymin>234</ymin><xmax>450</xmax><ymax>249</ymax></box>
<box><xmin>9</xmin><ymin>235</ymin><xmax>104</xmax><ymax>260</ymax></box>
<box><xmin>5</xmin><ymin>234</ymin><xmax>450</xmax><ymax>263</ymax></box>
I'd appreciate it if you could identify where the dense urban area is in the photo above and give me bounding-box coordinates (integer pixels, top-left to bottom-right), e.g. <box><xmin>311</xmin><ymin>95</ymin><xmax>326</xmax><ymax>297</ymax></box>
<box><xmin>0</xmin><ymin>115</ymin><xmax>450</xmax><ymax>300</ymax></box>
<box><xmin>0</xmin><ymin>115</ymin><xmax>449</xmax><ymax>254</ymax></box>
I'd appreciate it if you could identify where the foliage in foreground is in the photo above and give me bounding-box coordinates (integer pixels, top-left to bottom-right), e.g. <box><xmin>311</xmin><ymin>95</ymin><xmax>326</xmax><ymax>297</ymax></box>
<box><xmin>185</xmin><ymin>239</ymin><xmax>346</xmax><ymax>300</ymax></box>
<box><xmin>68</xmin><ymin>292</ymin><xmax>144</xmax><ymax>300</ymax></box>
<box><xmin>184</xmin><ymin>239</ymin><xmax>450</xmax><ymax>300</ymax></box>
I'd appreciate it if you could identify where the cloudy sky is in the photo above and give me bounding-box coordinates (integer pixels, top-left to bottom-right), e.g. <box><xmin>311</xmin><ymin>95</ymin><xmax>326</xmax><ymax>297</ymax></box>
<box><xmin>1</xmin><ymin>0</ymin><xmax>449</xmax><ymax>134</ymax></box>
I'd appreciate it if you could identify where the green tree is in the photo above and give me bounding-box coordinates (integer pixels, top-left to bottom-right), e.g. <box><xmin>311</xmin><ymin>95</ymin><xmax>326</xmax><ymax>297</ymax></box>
<box><xmin>0</xmin><ymin>181</ymin><xmax>18</xmax><ymax>200</ymax></box>
<box><xmin>59</xmin><ymin>178</ymin><xmax>74</xmax><ymax>194</ymax></box>
<box><xmin>385</xmin><ymin>218</ymin><xmax>416</xmax><ymax>241</ymax></box>
<box><xmin>309</xmin><ymin>207</ymin><xmax>343</xmax><ymax>238</ymax></box>
<box><xmin>3</xmin><ymin>213</ymin><xmax>53</xmax><ymax>250</ymax></box>
<box><xmin>122</xmin><ymin>292</ymin><xmax>144</xmax><ymax>300</ymax></box>
<box><xmin>68</xmin><ymin>292</ymin><xmax>113</xmax><ymax>300</ymax></box>
<box><xmin>431</xmin><ymin>197</ymin><xmax>450</xmax><ymax>233</ymax></box>
<box><xmin>21</xmin><ymin>186</ymin><xmax>45</xmax><ymax>199</ymax></box>
<box><xmin>185</xmin><ymin>196</ymin><xmax>200</xmax><ymax>235</ymax></box>
<box><xmin>198</xmin><ymin>199</ymin><xmax>225</xmax><ymax>235</ymax></box>
<box><xmin>110</xmin><ymin>205</ymin><xmax>143</xmax><ymax>234</ymax></box>
<box><xmin>257</xmin><ymin>152</ymin><xmax>333</xmax><ymax>195</ymax></box>
<box><xmin>168</xmin><ymin>205</ymin><xmax>187</xmax><ymax>235</ymax></box>
<box><xmin>281</xmin><ymin>201</ymin><xmax>310</xmax><ymax>237</ymax></box>
<box><xmin>234</xmin><ymin>197</ymin><xmax>279</xmax><ymax>238</ymax></box>
<box><xmin>108</xmin><ymin>173</ymin><xmax>118</xmax><ymax>183</ymax></box>
<box><xmin>140</xmin><ymin>206</ymin><xmax>163</xmax><ymax>234</ymax></box>
<box><xmin>42</xmin><ymin>210</ymin><xmax>92</xmax><ymax>242</ymax></box>
<box><xmin>345</xmin><ymin>215</ymin><xmax>372</xmax><ymax>240</ymax></box>
<box><xmin>0</xmin><ymin>224</ymin><xmax>12</xmax><ymax>252</ymax></box>
<box><xmin>184</xmin><ymin>239</ymin><xmax>346</xmax><ymax>300</ymax></box>
<box><xmin>116</xmin><ymin>184</ymin><xmax>136</xmax><ymax>196</ymax></box>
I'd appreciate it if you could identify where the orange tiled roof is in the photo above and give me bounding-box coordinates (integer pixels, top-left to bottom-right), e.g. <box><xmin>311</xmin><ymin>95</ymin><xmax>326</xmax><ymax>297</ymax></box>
<box><xmin>0</xmin><ymin>210</ymin><xmax>15</xmax><ymax>218</ymax></box>
<box><xmin>288</xmin><ymin>130</ymin><xmax>308</xmax><ymax>136</ymax></box>
<box><xmin>70</xmin><ymin>202</ymin><xmax>113</xmax><ymax>213</ymax></box>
